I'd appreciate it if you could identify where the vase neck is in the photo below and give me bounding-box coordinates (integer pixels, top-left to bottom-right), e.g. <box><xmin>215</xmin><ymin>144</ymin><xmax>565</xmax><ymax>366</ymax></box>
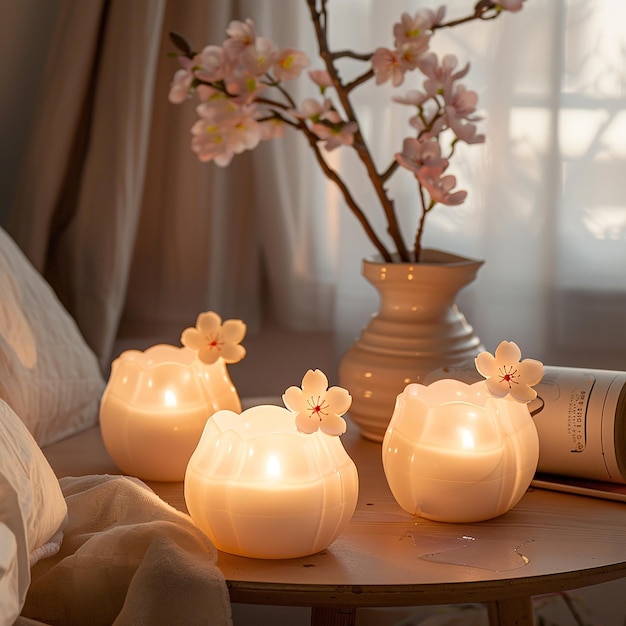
<box><xmin>363</xmin><ymin>257</ymin><xmax>481</xmax><ymax>321</ymax></box>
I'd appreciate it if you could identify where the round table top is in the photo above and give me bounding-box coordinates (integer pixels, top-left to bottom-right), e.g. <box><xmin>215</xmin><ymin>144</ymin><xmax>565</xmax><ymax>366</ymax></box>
<box><xmin>44</xmin><ymin>421</ymin><xmax>626</xmax><ymax>610</ymax></box>
<box><xmin>203</xmin><ymin>422</ymin><xmax>626</xmax><ymax>608</ymax></box>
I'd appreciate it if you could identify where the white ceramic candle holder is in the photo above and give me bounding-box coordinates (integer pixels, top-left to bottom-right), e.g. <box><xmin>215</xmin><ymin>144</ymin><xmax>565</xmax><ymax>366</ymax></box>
<box><xmin>100</xmin><ymin>311</ymin><xmax>246</xmax><ymax>482</ymax></box>
<box><xmin>100</xmin><ymin>343</ymin><xmax>241</xmax><ymax>482</ymax></box>
<box><xmin>184</xmin><ymin>370</ymin><xmax>358</xmax><ymax>559</ymax></box>
<box><xmin>382</xmin><ymin>341</ymin><xmax>543</xmax><ymax>523</ymax></box>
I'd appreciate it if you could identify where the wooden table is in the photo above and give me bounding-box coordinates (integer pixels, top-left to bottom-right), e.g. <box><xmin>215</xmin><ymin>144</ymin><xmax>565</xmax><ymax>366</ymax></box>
<box><xmin>45</xmin><ymin>422</ymin><xmax>626</xmax><ymax>626</ymax></box>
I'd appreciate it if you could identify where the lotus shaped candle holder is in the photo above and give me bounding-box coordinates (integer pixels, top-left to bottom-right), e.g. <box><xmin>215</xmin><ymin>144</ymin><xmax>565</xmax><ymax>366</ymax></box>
<box><xmin>100</xmin><ymin>344</ymin><xmax>241</xmax><ymax>481</ymax></box>
<box><xmin>382</xmin><ymin>378</ymin><xmax>539</xmax><ymax>523</ymax></box>
<box><xmin>184</xmin><ymin>404</ymin><xmax>359</xmax><ymax>559</ymax></box>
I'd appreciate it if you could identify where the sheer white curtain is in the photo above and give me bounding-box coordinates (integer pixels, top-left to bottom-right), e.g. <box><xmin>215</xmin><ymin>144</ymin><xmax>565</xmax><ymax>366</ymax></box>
<box><xmin>329</xmin><ymin>0</ymin><xmax>626</xmax><ymax>370</ymax></box>
<box><xmin>331</xmin><ymin>0</ymin><xmax>561</xmax><ymax>357</ymax></box>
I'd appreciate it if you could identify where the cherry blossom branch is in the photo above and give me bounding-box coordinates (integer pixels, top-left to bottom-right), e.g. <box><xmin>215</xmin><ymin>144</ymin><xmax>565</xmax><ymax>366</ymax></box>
<box><xmin>169</xmin><ymin>1</ymin><xmax>520</xmax><ymax>264</ymax></box>
<box><xmin>345</xmin><ymin>68</ymin><xmax>374</xmax><ymax>94</ymax></box>
<box><xmin>305</xmin><ymin>0</ymin><xmax>508</xmax><ymax>261</ymax></box>
<box><xmin>381</xmin><ymin>160</ymin><xmax>399</xmax><ymax>183</ymax></box>
<box><xmin>321</xmin><ymin>1</ymin><xmax>506</xmax><ymax>92</ymax></box>
<box><xmin>297</xmin><ymin>120</ymin><xmax>393</xmax><ymax>261</ymax></box>
<box><xmin>330</xmin><ymin>50</ymin><xmax>372</xmax><ymax>62</ymax></box>
<box><xmin>307</xmin><ymin>0</ymin><xmax>409</xmax><ymax>261</ymax></box>
<box><xmin>262</xmin><ymin>76</ymin><xmax>299</xmax><ymax>109</ymax></box>
<box><xmin>434</xmin><ymin>0</ymin><xmax>504</xmax><ymax>30</ymax></box>
<box><xmin>415</xmin><ymin>184</ymin><xmax>433</xmax><ymax>262</ymax></box>
<box><xmin>259</xmin><ymin>78</ymin><xmax>394</xmax><ymax>259</ymax></box>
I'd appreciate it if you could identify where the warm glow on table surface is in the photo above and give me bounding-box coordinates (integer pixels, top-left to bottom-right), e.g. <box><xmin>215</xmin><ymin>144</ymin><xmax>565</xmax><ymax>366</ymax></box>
<box><xmin>44</xmin><ymin>418</ymin><xmax>626</xmax><ymax>609</ymax></box>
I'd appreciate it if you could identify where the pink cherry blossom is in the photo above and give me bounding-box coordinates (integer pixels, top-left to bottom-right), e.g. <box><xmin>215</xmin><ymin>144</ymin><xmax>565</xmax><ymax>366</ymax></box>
<box><xmin>312</xmin><ymin>121</ymin><xmax>358</xmax><ymax>151</ymax></box>
<box><xmin>475</xmin><ymin>340</ymin><xmax>543</xmax><ymax>403</ymax></box>
<box><xmin>190</xmin><ymin>122</ymin><xmax>234</xmax><ymax>166</ymax></box>
<box><xmin>239</xmin><ymin>36</ymin><xmax>277</xmax><ymax>76</ymax></box>
<box><xmin>397</xmin><ymin>42</ymin><xmax>427</xmax><ymax>72</ymax></box>
<box><xmin>223</xmin><ymin>18</ymin><xmax>256</xmax><ymax>59</ymax></box>
<box><xmin>169</xmin><ymin>67</ymin><xmax>194</xmax><ymax>104</ymax></box>
<box><xmin>395</xmin><ymin>137</ymin><xmax>447</xmax><ymax>172</ymax></box>
<box><xmin>416</xmin><ymin>167</ymin><xmax>467</xmax><ymax>205</ymax></box>
<box><xmin>224</xmin><ymin>70</ymin><xmax>267</xmax><ymax>103</ymax></box>
<box><xmin>224</xmin><ymin>116</ymin><xmax>262</xmax><ymax>154</ymax></box>
<box><xmin>371</xmin><ymin>47</ymin><xmax>406</xmax><ymax>87</ymax></box>
<box><xmin>273</xmin><ymin>48</ymin><xmax>310</xmax><ymax>81</ymax></box>
<box><xmin>393</xmin><ymin>8</ymin><xmax>445</xmax><ymax>46</ymax></box>
<box><xmin>444</xmin><ymin>83</ymin><xmax>479</xmax><ymax>119</ymax></box>
<box><xmin>193</xmin><ymin>45</ymin><xmax>227</xmax><ymax>83</ymax></box>
<box><xmin>213</xmin><ymin>105</ymin><xmax>262</xmax><ymax>153</ymax></box>
<box><xmin>192</xmin><ymin>102</ymin><xmax>262</xmax><ymax>165</ymax></box>
<box><xmin>168</xmin><ymin>54</ymin><xmax>202</xmax><ymax>104</ymax></box>
<box><xmin>418</xmin><ymin>53</ymin><xmax>469</xmax><ymax>96</ymax></box>
<box><xmin>498</xmin><ymin>0</ymin><xmax>526</xmax><ymax>12</ymax></box>
<box><xmin>282</xmin><ymin>369</ymin><xmax>351</xmax><ymax>436</ymax></box>
<box><xmin>443</xmin><ymin>83</ymin><xmax>485</xmax><ymax>144</ymax></box>
<box><xmin>291</xmin><ymin>97</ymin><xmax>337</xmax><ymax>122</ymax></box>
<box><xmin>446</xmin><ymin>109</ymin><xmax>485</xmax><ymax>144</ymax></box>
<box><xmin>308</xmin><ymin>69</ymin><xmax>333</xmax><ymax>90</ymax></box>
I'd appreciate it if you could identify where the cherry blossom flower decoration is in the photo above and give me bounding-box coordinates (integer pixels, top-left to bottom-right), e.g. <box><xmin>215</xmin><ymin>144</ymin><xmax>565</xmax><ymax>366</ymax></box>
<box><xmin>282</xmin><ymin>369</ymin><xmax>351</xmax><ymax>436</ymax></box>
<box><xmin>475</xmin><ymin>340</ymin><xmax>543</xmax><ymax>403</ymax></box>
<box><xmin>181</xmin><ymin>311</ymin><xmax>246</xmax><ymax>365</ymax></box>
<box><xmin>168</xmin><ymin>3</ymin><xmax>525</xmax><ymax>263</ymax></box>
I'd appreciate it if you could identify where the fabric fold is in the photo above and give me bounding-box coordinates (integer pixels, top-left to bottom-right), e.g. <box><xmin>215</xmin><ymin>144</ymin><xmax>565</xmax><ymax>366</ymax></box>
<box><xmin>22</xmin><ymin>475</ymin><xmax>232</xmax><ymax>626</ymax></box>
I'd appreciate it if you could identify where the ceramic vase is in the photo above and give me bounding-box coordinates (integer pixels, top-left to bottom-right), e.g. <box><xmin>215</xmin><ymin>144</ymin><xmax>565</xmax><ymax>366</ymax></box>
<box><xmin>338</xmin><ymin>249</ymin><xmax>484</xmax><ymax>442</ymax></box>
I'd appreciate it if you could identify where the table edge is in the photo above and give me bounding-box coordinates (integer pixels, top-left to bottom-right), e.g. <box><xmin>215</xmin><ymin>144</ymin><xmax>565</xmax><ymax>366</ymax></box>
<box><xmin>225</xmin><ymin>561</ymin><xmax>626</xmax><ymax>608</ymax></box>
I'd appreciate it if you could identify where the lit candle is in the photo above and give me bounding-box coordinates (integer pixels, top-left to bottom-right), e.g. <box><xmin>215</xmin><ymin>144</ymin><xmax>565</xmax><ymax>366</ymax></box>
<box><xmin>100</xmin><ymin>344</ymin><xmax>241</xmax><ymax>481</ymax></box>
<box><xmin>100</xmin><ymin>311</ymin><xmax>246</xmax><ymax>482</ymax></box>
<box><xmin>382</xmin><ymin>341</ymin><xmax>543</xmax><ymax>523</ymax></box>
<box><xmin>184</xmin><ymin>370</ymin><xmax>358</xmax><ymax>559</ymax></box>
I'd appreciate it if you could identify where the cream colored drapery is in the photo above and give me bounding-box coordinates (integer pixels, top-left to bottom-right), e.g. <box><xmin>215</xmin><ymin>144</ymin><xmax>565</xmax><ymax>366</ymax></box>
<box><xmin>5</xmin><ymin>0</ymin><xmax>626</xmax><ymax>372</ymax></box>
<box><xmin>8</xmin><ymin>0</ymin><xmax>164</xmax><ymax>367</ymax></box>
<box><xmin>6</xmin><ymin>0</ymin><xmax>338</xmax><ymax>369</ymax></box>
<box><xmin>6</xmin><ymin>0</ymin><xmax>260</xmax><ymax>368</ymax></box>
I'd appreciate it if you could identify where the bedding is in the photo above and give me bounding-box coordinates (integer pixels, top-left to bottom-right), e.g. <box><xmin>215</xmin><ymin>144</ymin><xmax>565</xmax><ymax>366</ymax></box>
<box><xmin>0</xmin><ymin>225</ymin><xmax>104</xmax><ymax>447</ymax></box>
<box><xmin>0</xmin><ymin>226</ymin><xmax>231</xmax><ymax>624</ymax></box>
<box><xmin>0</xmin><ymin>486</ymin><xmax>21</xmax><ymax>626</ymax></box>
<box><xmin>0</xmin><ymin>399</ymin><xmax>67</xmax><ymax>626</ymax></box>
<box><xmin>0</xmin><ymin>425</ymin><xmax>232</xmax><ymax>626</ymax></box>
<box><xmin>20</xmin><ymin>475</ymin><xmax>231</xmax><ymax>626</ymax></box>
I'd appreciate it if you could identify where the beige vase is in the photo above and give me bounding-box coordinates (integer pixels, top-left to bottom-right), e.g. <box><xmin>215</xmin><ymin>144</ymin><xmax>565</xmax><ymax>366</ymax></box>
<box><xmin>338</xmin><ymin>249</ymin><xmax>484</xmax><ymax>442</ymax></box>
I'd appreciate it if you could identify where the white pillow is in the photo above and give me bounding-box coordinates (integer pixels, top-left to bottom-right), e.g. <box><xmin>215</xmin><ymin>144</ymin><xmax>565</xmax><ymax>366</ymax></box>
<box><xmin>0</xmin><ymin>522</ymin><xmax>20</xmax><ymax>626</ymax></box>
<box><xmin>0</xmin><ymin>399</ymin><xmax>67</xmax><ymax>623</ymax></box>
<box><xmin>0</xmin><ymin>489</ymin><xmax>23</xmax><ymax>626</ymax></box>
<box><xmin>0</xmin><ymin>226</ymin><xmax>104</xmax><ymax>446</ymax></box>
